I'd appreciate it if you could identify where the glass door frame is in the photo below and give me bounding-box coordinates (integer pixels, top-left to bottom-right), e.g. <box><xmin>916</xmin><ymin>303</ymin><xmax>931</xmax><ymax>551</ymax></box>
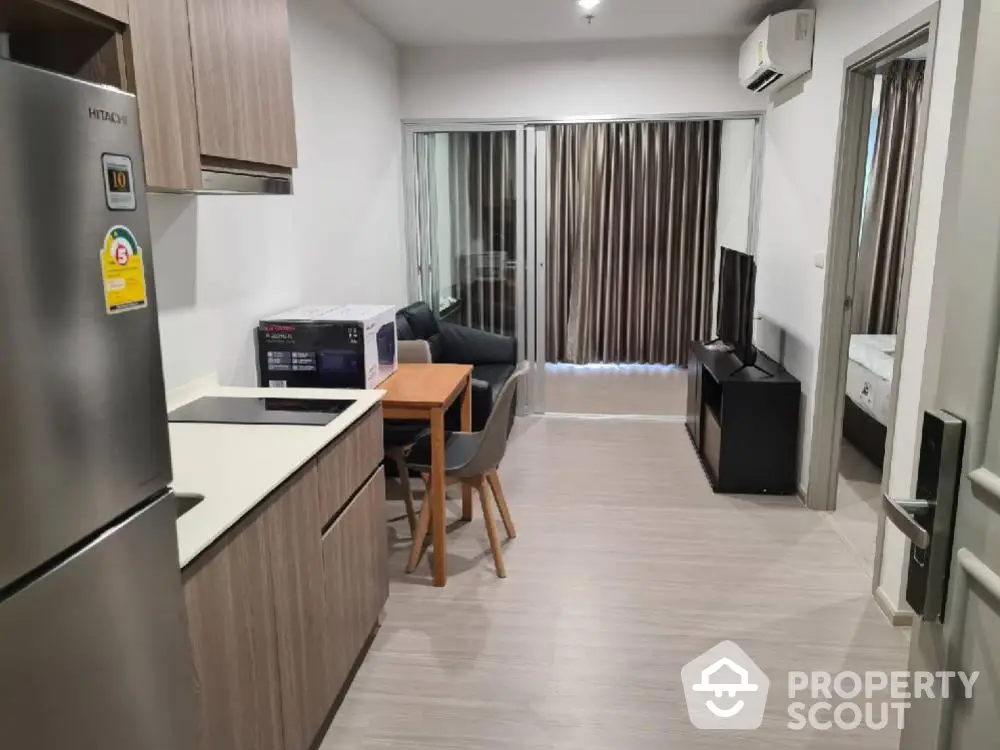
<box><xmin>402</xmin><ymin>121</ymin><xmax>542</xmax><ymax>415</ymax></box>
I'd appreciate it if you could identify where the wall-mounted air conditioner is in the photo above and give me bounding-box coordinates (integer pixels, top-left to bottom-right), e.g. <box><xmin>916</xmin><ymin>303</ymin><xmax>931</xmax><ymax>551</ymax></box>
<box><xmin>739</xmin><ymin>10</ymin><xmax>816</xmax><ymax>94</ymax></box>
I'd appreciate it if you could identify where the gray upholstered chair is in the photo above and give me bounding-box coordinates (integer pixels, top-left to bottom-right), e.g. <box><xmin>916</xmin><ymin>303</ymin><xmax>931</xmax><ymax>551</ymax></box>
<box><xmin>404</xmin><ymin>361</ymin><xmax>529</xmax><ymax>578</ymax></box>
<box><xmin>384</xmin><ymin>340</ymin><xmax>433</xmax><ymax>535</ymax></box>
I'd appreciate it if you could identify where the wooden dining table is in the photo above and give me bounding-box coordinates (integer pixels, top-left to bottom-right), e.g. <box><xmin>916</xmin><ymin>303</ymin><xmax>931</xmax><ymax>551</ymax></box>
<box><xmin>380</xmin><ymin>363</ymin><xmax>474</xmax><ymax>587</ymax></box>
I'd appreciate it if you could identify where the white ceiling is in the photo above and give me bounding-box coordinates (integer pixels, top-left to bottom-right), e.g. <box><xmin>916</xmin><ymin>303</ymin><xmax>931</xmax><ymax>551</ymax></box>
<box><xmin>348</xmin><ymin>0</ymin><xmax>794</xmax><ymax>46</ymax></box>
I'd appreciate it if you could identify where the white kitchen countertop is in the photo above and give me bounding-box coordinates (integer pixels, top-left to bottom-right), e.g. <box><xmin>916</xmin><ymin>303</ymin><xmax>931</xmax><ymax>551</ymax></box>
<box><xmin>170</xmin><ymin>386</ymin><xmax>384</xmax><ymax>568</ymax></box>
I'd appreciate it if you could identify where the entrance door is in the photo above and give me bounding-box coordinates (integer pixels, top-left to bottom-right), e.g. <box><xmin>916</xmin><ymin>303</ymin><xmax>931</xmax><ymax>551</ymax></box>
<box><xmin>897</xmin><ymin>2</ymin><xmax>1000</xmax><ymax>747</ymax></box>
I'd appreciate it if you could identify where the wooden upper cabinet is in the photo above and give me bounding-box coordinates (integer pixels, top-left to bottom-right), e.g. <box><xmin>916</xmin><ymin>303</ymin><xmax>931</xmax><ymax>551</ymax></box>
<box><xmin>71</xmin><ymin>0</ymin><xmax>128</xmax><ymax>22</ymax></box>
<box><xmin>125</xmin><ymin>0</ymin><xmax>201</xmax><ymax>190</ymax></box>
<box><xmin>186</xmin><ymin>0</ymin><xmax>298</xmax><ymax>169</ymax></box>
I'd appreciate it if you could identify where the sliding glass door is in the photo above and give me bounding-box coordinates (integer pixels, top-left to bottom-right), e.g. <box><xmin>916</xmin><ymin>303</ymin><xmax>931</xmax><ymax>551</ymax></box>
<box><xmin>404</xmin><ymin>124</ymin><xmax>545</xmax><ymax>414</ymax></box>
<box><xmin>404</xmin><ymin>116</ymin><xmax>762</xmax><ymax>418</ymax></box>
<box><xmin>406</xmin><ymin>126</ymin><xmax>521</xmax><ymax>333</ymax></box>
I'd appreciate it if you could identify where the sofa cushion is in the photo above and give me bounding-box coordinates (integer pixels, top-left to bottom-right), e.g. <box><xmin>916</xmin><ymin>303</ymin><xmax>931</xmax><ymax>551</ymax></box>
<box><xmin>395</xmin><ymin>313</ymin><xmax>415</xmax><ymax>341</ymax></box>
<box><xmin>437</xmin><ymin>321</ymin><xmax>517</xmax><ymax>365</ymax></box>
<box><xmin>400</xmin><ymin>301</ymin><xmax>440</xmax><ymax>339</ymax></box>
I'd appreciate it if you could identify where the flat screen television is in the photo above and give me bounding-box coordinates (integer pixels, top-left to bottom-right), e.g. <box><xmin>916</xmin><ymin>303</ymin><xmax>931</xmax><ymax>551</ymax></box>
<box><xmin>716</xmin><ymin>247</ymin><xmax>758</xmax><ymax>367</ymax></box>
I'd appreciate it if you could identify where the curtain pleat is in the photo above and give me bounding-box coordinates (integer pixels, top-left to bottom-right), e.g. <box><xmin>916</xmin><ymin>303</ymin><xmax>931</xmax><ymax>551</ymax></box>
<box><xmin>547</xmin><ymin>120</ymin><xmax>721</xmax><ymax>365</ymax></box>
<box><xmin>856</xmin><ymin>59</ymin><xmax>926</xmax><ymax>335</ymax></box>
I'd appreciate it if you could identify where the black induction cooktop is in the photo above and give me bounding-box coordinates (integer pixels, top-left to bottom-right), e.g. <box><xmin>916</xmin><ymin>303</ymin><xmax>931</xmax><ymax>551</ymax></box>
<box><xmin>168</xmin><ymin>397</ymin><xmax>355</xmax><ymax>426</ymax></box>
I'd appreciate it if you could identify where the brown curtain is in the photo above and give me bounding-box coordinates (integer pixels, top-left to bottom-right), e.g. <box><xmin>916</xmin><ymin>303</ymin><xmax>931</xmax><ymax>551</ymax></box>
<box><xmin>547</xmin><ymin>120</ymin><xmax>722</xmax><ymax>365</ymax></box>
<box><xmin>856</xmin><ymin>60</ymin><xmax>926</xmax><ymax>335</ymax></box>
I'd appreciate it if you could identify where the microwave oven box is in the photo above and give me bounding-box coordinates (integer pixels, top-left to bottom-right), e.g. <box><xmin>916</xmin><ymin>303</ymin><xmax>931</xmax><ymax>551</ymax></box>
<box><xmin>256</xmin><ymin>305</ymin><xmax>397</xmax><ymax>390</ymax></box>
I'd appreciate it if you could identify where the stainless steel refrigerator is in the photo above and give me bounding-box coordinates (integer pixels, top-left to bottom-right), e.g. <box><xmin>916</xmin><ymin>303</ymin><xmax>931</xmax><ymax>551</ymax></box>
<box><xmin>0</xmin><ymin>61</ymin><xmax>198</xmax><ymax>749</ymax></box>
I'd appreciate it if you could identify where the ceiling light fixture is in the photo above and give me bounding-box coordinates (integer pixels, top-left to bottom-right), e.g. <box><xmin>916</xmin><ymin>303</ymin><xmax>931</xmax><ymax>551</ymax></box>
<box><xmin>578</xmin><ymin>0</ymin><xmax>601</xmax><ymax>10</ymax></box>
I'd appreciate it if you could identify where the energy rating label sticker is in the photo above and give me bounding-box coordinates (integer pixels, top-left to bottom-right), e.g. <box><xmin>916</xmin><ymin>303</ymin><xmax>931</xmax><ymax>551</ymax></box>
<box><xmin>100</xmin><ymin>225</ymin><xmax>148</xmax><ymax>314</ymax></box>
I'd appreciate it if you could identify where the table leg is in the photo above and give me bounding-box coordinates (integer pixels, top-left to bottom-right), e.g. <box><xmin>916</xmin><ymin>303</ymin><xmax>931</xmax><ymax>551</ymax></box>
<box><xmin>461</xmin><ymin>374</ymin><xmax>474</xmax><ymax>521</ymax></box>
<box><xmin>430</xmin><ymin>407</ymin><xmax>448</xmax><ymax>587</ymax></box>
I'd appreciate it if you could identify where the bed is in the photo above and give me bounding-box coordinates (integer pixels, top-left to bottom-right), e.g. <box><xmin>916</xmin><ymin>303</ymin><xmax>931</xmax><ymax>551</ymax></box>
<box><xmin>843</xmin><ymin>334</ymin><xmax>896</xmax><ymax>469</ymax></box>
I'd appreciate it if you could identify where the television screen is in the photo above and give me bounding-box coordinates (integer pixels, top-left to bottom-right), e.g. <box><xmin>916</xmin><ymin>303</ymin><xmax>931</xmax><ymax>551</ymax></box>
<box><xmin>717</xmin><ymin>248</ymin><xmax>757</xmax><ymax>365</ymax></box>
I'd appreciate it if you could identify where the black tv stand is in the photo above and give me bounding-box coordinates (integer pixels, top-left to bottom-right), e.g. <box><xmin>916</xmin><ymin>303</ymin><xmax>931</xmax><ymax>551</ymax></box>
<box><xmin>731</xmin><ymin>360</ymin><xmax>773</xmax><ymax>378</ymax></box>
<box><xmin>686</xmin><ymin>342</ymin><xmax>800</xmax><ymax>494</ymax></box>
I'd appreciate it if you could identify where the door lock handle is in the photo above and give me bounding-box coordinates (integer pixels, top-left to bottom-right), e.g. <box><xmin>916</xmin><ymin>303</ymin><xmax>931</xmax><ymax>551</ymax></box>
<box><xmin>882</xmin><ymin>495</ymin><xmax>933</xmax><ymax>550</ymax></box>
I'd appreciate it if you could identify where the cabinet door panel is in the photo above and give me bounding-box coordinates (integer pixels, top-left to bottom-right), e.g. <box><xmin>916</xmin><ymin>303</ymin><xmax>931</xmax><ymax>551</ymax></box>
<box><xmin>126</xmin><ymin>0</ymin><xmax>201</xmax><ymax>190</ymax></box>
<box><xmin>264</xmin><ymin>463</ymin><xmax>329</xmax><ymax>750</ymax></box>
<box><xmin>318</xmin><ymin>407</ymin><xmax>384</xmax><ymax>526</ymax></box>
<box><xmin>183</xmin><ymin>514</ymin><xmax>284</xmax><ymax>750</ymax></box>
<box><xmin>321</xmin><ymin>468</ymin><xmax>388</xmax><ymax>700</ymax></box>
<box><xmin>186</xmin><ymin>0</ymin><xmax>297</xmax><ymax>167</ymax></box>
<box><xmin>74</xmin><ymin>0</ymin><xmax>128</xmax><ymax>21</ymax></box>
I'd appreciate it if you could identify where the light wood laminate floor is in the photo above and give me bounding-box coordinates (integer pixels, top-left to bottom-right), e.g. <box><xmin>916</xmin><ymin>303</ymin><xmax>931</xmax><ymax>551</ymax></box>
<box><xmin>829</xmin><ymin>438</ymin><xmax>883</xmax><ymax>569</ymax></box>
<box><xmin>320</xmin><ymin>418</ymin><xmax>908</xmax><ymax>749</ymax></box>
<box><xmin>543</xmin><ymin>363</ymin><xmax>688</xmax><ymax>416</ymax></box>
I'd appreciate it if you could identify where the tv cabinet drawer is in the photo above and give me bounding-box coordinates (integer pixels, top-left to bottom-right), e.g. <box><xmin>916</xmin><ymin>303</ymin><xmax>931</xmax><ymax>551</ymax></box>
<box><xmin>702</xmin><ymin>407</ymin><xmax>722</xmax><ymax>480</ymax></box>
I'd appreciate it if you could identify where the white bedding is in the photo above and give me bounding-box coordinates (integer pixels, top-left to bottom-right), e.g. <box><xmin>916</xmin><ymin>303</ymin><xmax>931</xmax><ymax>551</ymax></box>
<box><xmin>846</xmin><ymin>334</ymin><xmax>896</xmax><ymax>424</ymax></box>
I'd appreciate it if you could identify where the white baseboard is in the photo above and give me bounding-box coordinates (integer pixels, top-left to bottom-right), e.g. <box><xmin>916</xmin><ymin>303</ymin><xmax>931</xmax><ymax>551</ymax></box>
<box><xmin>874</xmin><ymin>585</ymin><xmax>915</xmax><ymax>627</ymax></box>
<box><xmin>543</xmin><ymin>412</ymin><xmax>686</xmax><ymax>423</ymax></box>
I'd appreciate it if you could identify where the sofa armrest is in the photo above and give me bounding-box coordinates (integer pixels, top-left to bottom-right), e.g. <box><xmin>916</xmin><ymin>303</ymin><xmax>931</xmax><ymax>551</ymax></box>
<box><xmin>438</xmin><ymin>321</ymin><xmax>517</xmax><ymax>365</ymax></box>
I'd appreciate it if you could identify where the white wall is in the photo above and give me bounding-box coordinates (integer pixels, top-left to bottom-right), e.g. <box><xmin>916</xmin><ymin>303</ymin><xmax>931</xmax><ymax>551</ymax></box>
<box><xmin>152</xmin><ymin>0</ymin><xmax>405</xmax><ymax>390</ymax></box>
<box><xmin>291</xmin><ymin>0</ymin><xmax>406</xmax><ymax>307</ymax></box>
<box><xmin>754</xmin><ymin>0</ymin><xmax>966</xmax><ymax>612</ymax></box>
<box><xmin>400</xmin><ymin>37</ymin><xmax>764</xmax><ymax>121</ymax></box>
<box><xmin>717</xmin><ymin>119</ymin><xmax>756</xmax><ymax>254</ymax></box>
<box><xmin>151</xmin><ymin>194</ymin><xmax>298</xmax><ymax>389</ymax></box>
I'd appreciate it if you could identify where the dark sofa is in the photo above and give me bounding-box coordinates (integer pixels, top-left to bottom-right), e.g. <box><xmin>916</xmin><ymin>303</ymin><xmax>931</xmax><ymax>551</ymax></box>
<box><xmin>395</xmin><ymin>302</ymin><xmax>517</xmax><ymax>431</ymax></box>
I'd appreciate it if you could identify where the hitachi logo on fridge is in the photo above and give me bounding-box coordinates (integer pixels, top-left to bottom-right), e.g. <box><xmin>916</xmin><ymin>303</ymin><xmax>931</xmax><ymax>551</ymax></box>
<box><xmin>88</xmin><ymin>107</ymin><xmax>128</xmax><ymax>126</ymax></box>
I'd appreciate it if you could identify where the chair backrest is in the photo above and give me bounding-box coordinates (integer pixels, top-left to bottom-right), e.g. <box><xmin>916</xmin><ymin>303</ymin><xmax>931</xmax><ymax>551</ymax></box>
<box><xmin>398</xmin><ymin>340</ymin><xmax>432</xmax><ymax>364</ymax></box>
<box><xmin>463</xmin><ymin>361</ymin><xmax>530</xmax><ymax>476</ymax></box>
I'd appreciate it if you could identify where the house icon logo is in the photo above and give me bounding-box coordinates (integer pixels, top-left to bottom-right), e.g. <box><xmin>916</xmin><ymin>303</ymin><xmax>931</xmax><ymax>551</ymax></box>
<box><xmin>681</xmin><ymin>641</ymin><xmax>770</xmax><ymax>730</ymax></box>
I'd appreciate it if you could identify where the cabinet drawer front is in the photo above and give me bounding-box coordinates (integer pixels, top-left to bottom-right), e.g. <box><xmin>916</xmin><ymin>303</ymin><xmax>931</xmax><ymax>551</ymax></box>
<box><xmin>321</xmin><ymin>468</ymin><xmax>388</xmax><ymax>702</ymax></box>
<box><xmin>318</xmin><ymin>407</ymin><xmax>383</xmax><ymax>526</ymax></box>
<box><xmin>263</xmin><ymin>463</ymin><xmax>328</xmax><ymax>750</ymax></box>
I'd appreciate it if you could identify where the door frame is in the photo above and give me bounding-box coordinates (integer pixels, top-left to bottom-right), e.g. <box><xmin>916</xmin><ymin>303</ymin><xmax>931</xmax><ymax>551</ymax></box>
<box><xmin>805</xmin><ymin>6</ymin><xmax>940</xmax><ymax>545</ymax></box>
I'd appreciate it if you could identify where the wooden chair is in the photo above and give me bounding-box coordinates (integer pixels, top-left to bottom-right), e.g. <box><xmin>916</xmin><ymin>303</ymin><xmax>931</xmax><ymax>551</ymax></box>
<box><xmin>404</xmin><ymin>362</ymin><xmax>529</xmax><ymax>578</ymax></box>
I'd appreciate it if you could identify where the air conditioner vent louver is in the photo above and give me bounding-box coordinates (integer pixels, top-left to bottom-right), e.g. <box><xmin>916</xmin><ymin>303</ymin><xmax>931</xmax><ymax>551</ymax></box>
<box><xmin>748</xmin><ymin>69</ymin><xmax>784</xmax><ymax>92</ymax></box>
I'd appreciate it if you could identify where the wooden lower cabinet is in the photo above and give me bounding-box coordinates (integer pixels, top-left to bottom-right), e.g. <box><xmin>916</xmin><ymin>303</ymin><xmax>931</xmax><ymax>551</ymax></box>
<box><xmin>322</xmin><ymin>468</ymin><xmax>389</xmax><ymax>698</ymax></box>
<box><xmin>182</xmin><ymin>430</ymin><xmax>388</xmax><ymax>750</ymax></box>
<box><xmin>183</xmin><ymin>511</ymin><xmax>284</xmax><ymax>750</ymax></box>
<box><xmin>262</xmin><ymin>462</ymin><xmax>328</xmax><ymax>750</ymax></box>
<box><xmin>318</xmin><ymin>407</ymin><xmax>383</xmax><ymax>525</ymax></box>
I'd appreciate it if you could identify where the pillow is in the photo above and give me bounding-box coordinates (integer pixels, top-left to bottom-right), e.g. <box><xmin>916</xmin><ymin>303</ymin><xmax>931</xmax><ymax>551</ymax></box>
<box><xmin>401</xmin><ymin>301</ymin><xmax>441</xmax><ymax>339</ymax></box>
